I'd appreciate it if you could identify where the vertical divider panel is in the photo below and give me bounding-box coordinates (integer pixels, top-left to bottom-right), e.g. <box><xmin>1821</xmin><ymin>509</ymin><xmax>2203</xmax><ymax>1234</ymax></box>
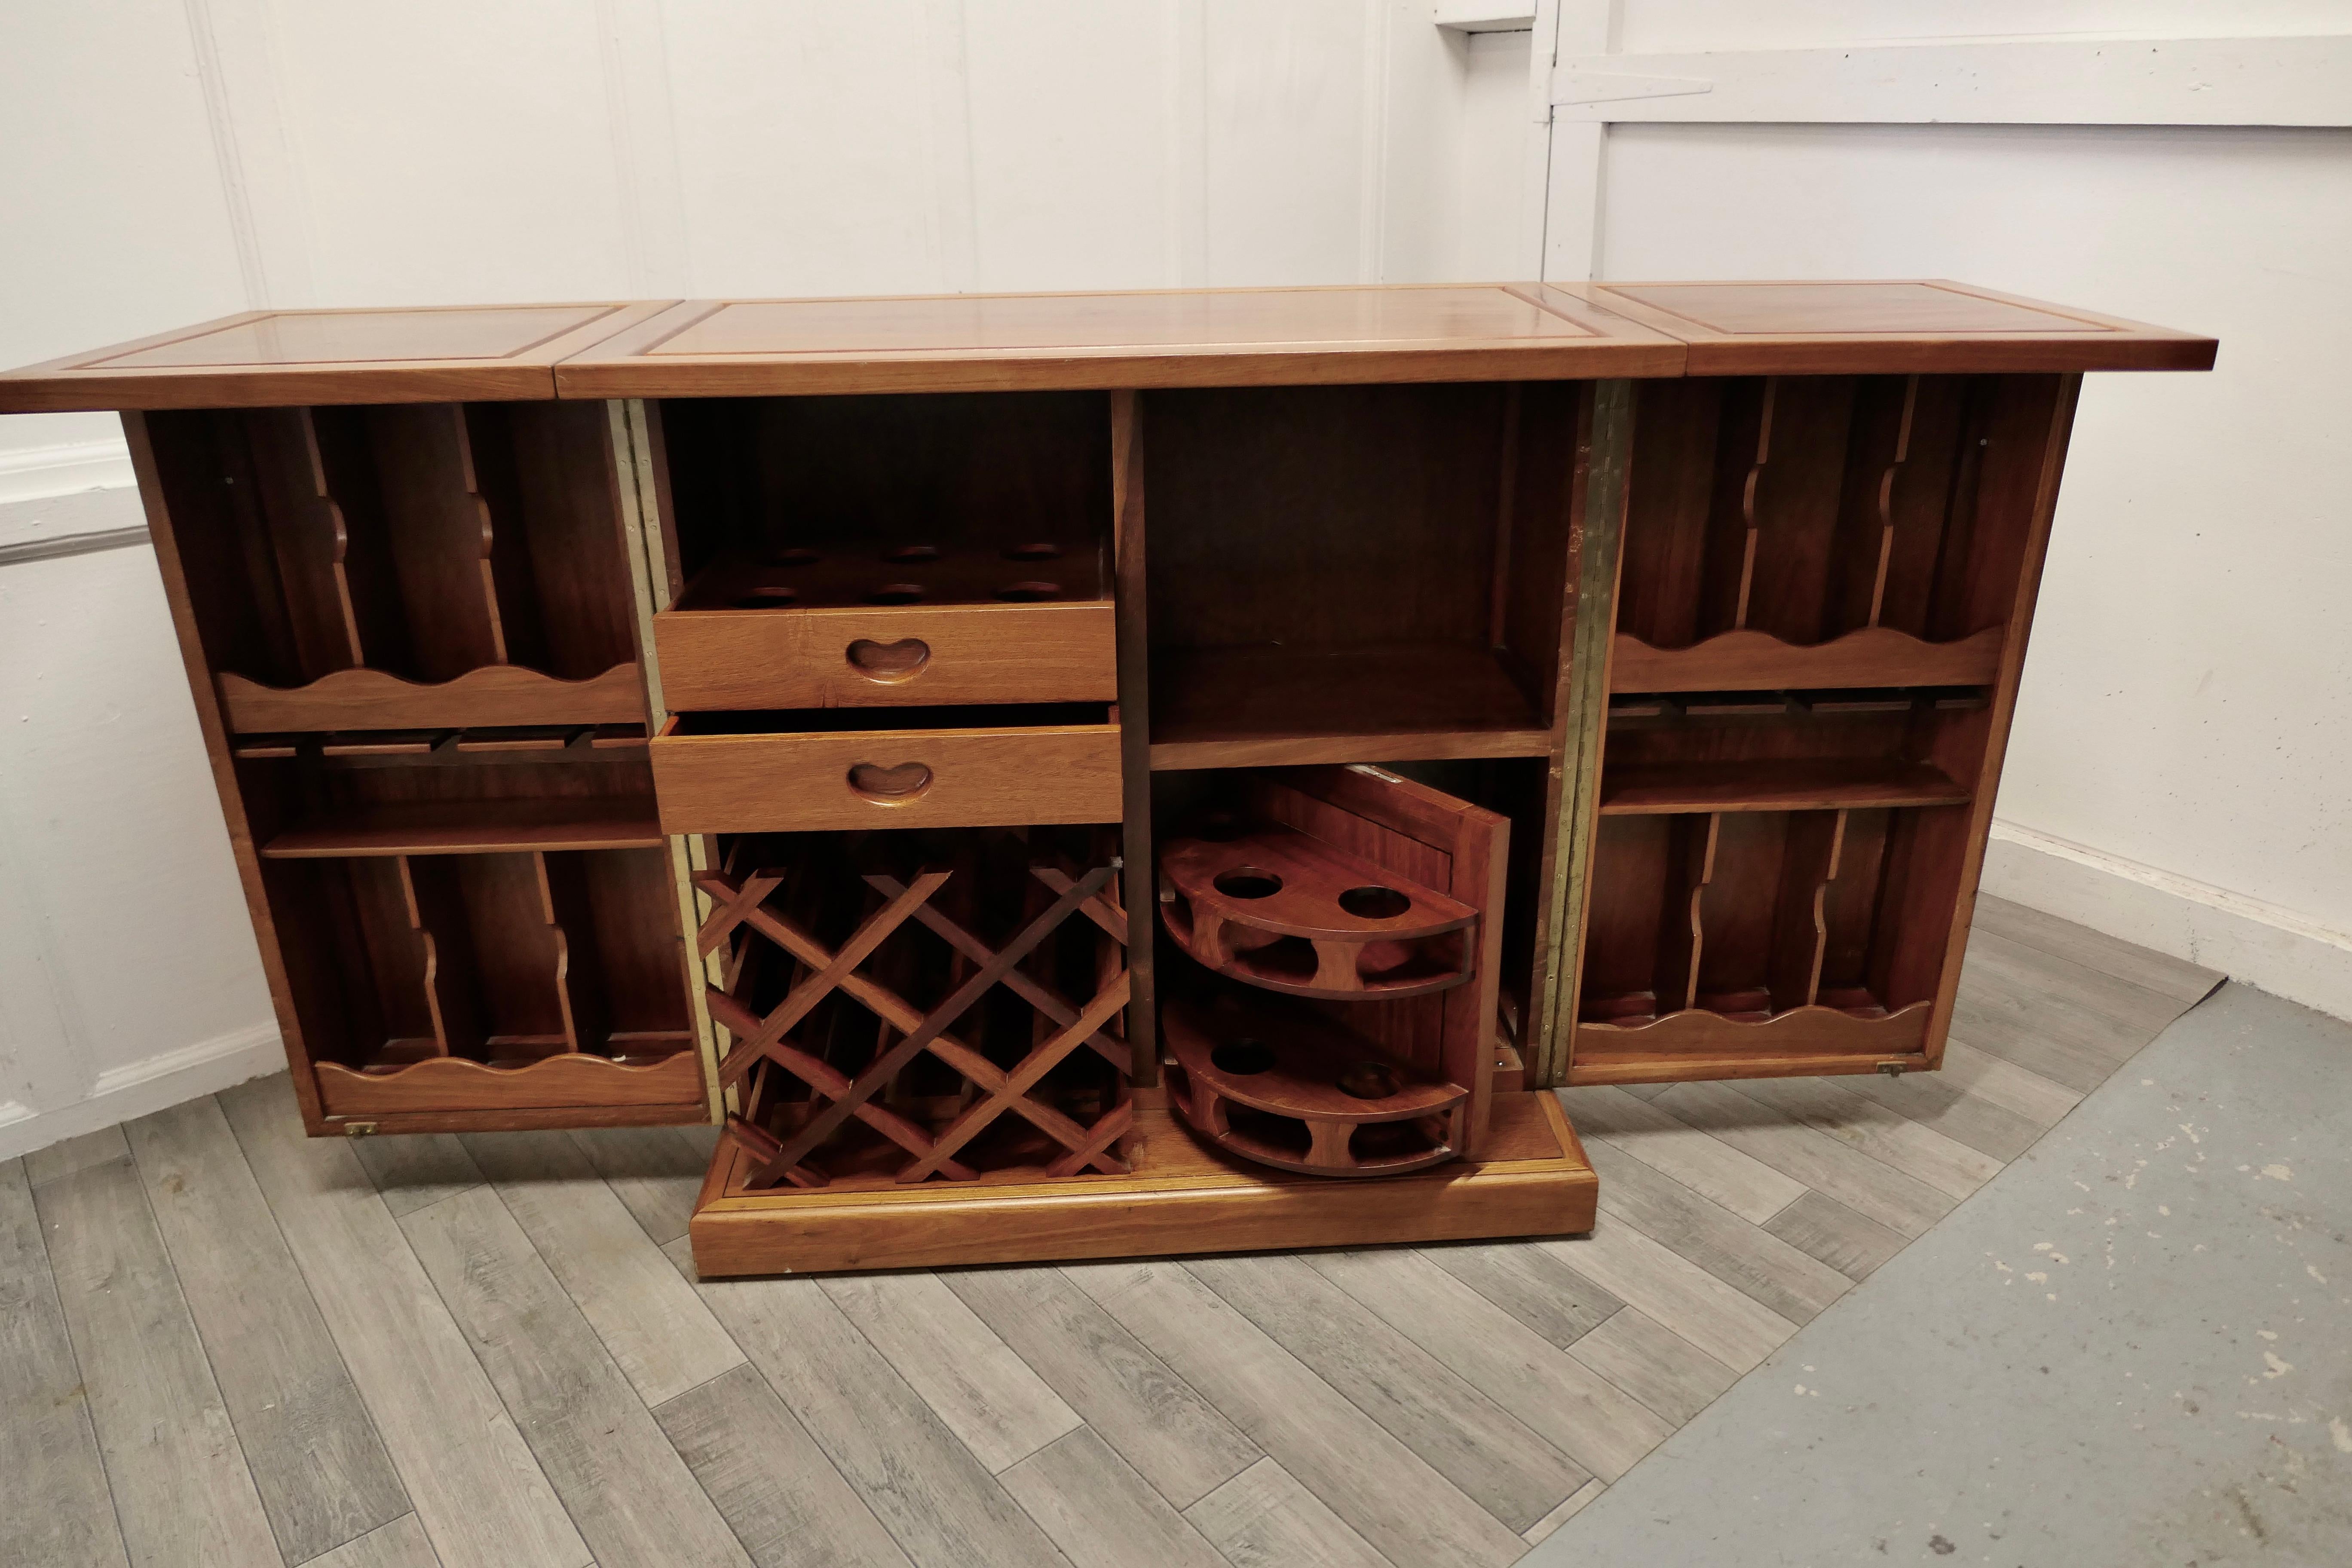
<box><xmin>1111</xmin><ymin>389</ymin><xmax>1158</xmax><ymax>1087</ymax></box>
<box><xmin>400</xmin><ymin>856</ymin><xmax>477</xmax><ymax>1059</ymax></box>
<box><xmin>1746</xmin><ymin>377</ymin><xmax>1858</xmax><ymax>645</ymax></box>
<box><xmin>1768</xmin><ymin>810</ymin><xmax>1844</xmax><ymax>1012</ymax></box>
<box><xmin>1654</xmin><ymin>813</ymin><xmax>1717</xmax><ymax>1015</ymax></box>
<box><xmin>366</xmin><ymin>405</ymin><xmax>505</xmax><ymax>677</ymax></box>
<box><xmin>1536</xmin><ymin>380</ymin><xmax>1632</xmax><ymax>1085</ymax></box>
<box><xmin>539</xmin><ymin>852</ymin><xmax>607</xmax><ymax>1055</ymax></box>
<box><xmin>243</xmin><ymin>407</ymin><xmax>365</xmax><ymax>677</ymax></box>
<box><xmin>462</xmin><ymin>404</ymin><xmax>550</xmax><ymax>673</ymax></box>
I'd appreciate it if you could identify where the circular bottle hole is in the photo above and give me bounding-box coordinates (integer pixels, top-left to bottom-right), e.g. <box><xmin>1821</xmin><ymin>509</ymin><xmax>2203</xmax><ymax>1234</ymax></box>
<box><xmin>1213</xmin><ymin>867</ymin><xmax>1282</xmax><ymax>900</ymax></box>
<box><xmin>763</xmin><ymin>546</ymin><xmax>821</xmax><ymax>566</ymax></box>
<box><xmin>997</xmin><ymin>581</ymin><xmax>1062</xmax><ymax>602</ymax></box>
<box><xmin>1337</xmin><ymin>1060</ymin><xmax>1401</xmax><ymax>1100</ymax></box>
<box><xmin>885</xmin><ymin>543</ymin><xmax>941</xmax><ymax>563</ymax></box>
<box><xmin>1210</xmin><ymin>1038</ymin><xmax>1275</xmax><ymax>1076</ymax></box>
<box><xmin>866</xmin><ymin>583</ymin><xmax>926</xmax><ymax>605</ymax></box>
<box><xmin>1337</xmin><ymin>885</ymin><xmax>1411</xmax><ymax>920</ymax></box>
<box><xmin>1004</xmin><ymin>541</ymin><xmax>1064</xmax><ymax>561</ymax></box>
<box><xmin>732</xmin><ymin>587</ymin><xmax>799</xmax><ymax>609</ymax></box>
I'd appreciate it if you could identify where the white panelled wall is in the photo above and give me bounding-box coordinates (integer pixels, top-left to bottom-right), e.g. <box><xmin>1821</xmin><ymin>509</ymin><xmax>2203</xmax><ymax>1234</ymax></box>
<box><xmin>0</xmin><ymin>2</ymin><xmax>1543</xmax><ymax>1156</ymax></box>
<box><xmin>2</xmin><ymin>3</ymin><xmax>2346</xmax><ymax>1155</ymax></box>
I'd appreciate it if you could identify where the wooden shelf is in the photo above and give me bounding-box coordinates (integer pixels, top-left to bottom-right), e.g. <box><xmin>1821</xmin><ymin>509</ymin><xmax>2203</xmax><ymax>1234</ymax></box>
<box><xmin>1149</xmin><ymin>643</ymin><xmax>1550</xmax><ymax>770</ymax></box>
<box><xmin>261</xmin><ymin>798</ymin><xmax>664</xmax><ymax>858</ymax></box>
<box><xmin>1598</xmin><ymin>758</ymin><xmax>1969</xmax><ymax>815</ymax></box>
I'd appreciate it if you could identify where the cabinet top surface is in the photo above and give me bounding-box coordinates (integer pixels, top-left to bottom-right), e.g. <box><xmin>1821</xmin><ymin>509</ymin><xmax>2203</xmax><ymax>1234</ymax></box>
<box><xmin>0</xmin><ymin>282</ymin><xmax>2212</xmax><ymax>412</ymax></box>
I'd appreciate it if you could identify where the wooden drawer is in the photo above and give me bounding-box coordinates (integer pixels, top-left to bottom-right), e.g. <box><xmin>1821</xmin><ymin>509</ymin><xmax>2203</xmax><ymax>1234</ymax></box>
<box><xmin>654</xmin><ymin>601</ymin><xmax>1115</xmax><ymax>711</ymax></box>
<box><xmin>652</xmin><ymin>707</ymin><xmax>1122</xmax><ymax>832</ymax></box>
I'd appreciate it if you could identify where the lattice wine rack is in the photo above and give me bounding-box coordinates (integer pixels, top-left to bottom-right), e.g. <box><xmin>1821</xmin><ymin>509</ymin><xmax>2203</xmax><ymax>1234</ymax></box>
<box><xmin>695</xmin><ymin>827</ymin><xmax>1133</xmax><ymax>1189</ymax></box>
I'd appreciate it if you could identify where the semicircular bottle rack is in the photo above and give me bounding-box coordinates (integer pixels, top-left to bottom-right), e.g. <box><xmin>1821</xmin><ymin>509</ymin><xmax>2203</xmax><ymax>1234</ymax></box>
<box><xmin>1161</xmin><ymin>992</ymin><xmax>1469</xmax><ymax>1178</ymax></box>
<box><xmin>1157</xmin><ymin>790</ymin><xmax>1492</xmax><ymax>1180</ymax></box>
<box><xmin>1158</xmin><ymin>818</ymin><xmax>1476</xmax><ymax>999</ymax></box>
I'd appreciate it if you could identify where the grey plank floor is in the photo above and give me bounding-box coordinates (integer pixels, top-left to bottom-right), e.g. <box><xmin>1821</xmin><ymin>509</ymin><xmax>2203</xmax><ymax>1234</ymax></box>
<box><xmin>0</xmin><ymin>896</ymin><xmax>2218</xmax><ymax>1568</ymax></box>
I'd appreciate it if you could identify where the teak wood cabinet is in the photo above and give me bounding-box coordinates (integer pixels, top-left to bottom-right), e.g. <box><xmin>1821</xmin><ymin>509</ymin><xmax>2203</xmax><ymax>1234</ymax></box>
<box><xmin>0</xmin><ymin>282</ymin><xmax>2214</xmax><ymax>1276</ymax></box>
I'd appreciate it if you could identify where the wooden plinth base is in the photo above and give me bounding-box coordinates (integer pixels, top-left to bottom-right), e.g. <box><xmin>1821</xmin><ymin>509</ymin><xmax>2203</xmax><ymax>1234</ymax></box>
<box><xmin>687</xmin><ymin>1087</ymin><xmax>1596</xmax><ymax>1278</ymax></box>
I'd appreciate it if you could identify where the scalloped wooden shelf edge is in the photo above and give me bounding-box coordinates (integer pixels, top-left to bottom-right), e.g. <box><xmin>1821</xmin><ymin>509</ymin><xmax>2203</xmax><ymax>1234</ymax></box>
<box><xmin>1609</xmin><ymin>624</ymin><xmax>2005</xmax><ymax>692</ymax></box>
<box><xmin>1569</xmin><ymin>1000</ymin><xmax>1935</xmax><ymax>1084</ymax></box>
<box><xmin>219</xmin><ymin>661</ymin><xmax>646</xmax><ymax>732</ymax></box>
<box><xmin>315</xmin><ymin>1047</ymin><xmax>703</xmax><ymax>1116</ymax></box>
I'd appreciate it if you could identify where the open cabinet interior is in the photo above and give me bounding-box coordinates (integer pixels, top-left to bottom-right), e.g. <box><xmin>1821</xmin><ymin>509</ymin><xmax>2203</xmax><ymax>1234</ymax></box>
<box><xmin>1612</xmin><ymin>373</ymin><xmax>2061</xmax><ymax>692</ymax></box>
<box><xmin>1141</xmin><ymin>381</ymin><xmax>1585</xmax><ymax>769</ymax></box>
<box><xmin>1571</xmin><ymin>371</ymin><xmax>2069</xmax><ymax>1086</ymax></box>
<box><xmin>142</xmin><ymin>401</ymin><xmax>648</xmax><ymax>732</ymax></box>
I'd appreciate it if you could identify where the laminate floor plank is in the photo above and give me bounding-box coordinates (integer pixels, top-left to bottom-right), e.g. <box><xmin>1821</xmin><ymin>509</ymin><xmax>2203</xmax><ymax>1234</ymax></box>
<box><xmin>1562</xmin><ymin>1307</ymin><xmax>1739</xmax><ymax>1426</ymax></box>
<box><xmin>1423</xmin><ymin>1240</ymin><xmax>1623</xmax><ymax>1350</ymax></box>
<box><xmin>818</xmin><ymin>1270</ymin><xmax>1082</xmax><ymax>1475</ymax></box>
<box><xmin>26</xmin><ymin>1124</ymin><xmax>130</xmax><ymax>1187</ymax></box>
<box><xmin>1189</xmin><ymin>1251</ymin><xmax>1588</xmax><ymax>1532</ymax></box>
<box><xmin>459</xmin><ymin>1131</ymin><xmax>743</xmax><ymax>1407</ymax></box>
<box><xmin>298</xmin><ymin>1515</ymin><xmax>442</xmax><ymax>1568</ymax></box>
<box><xmin>0</xmin><ymin>1158</ymin><xmax>130</xmax><ymax>1568</ymax></box>
<box><xmin>1556</xmin><ymin>1085</ymin><xmax>1807</xmax><ymax>1223</ymax></box>
<box><xmin>999</xmin><ymin>1427</ymin><xmax>1228</xmax><ymax>1568</ymax></box>
<box><xmin>671</xmin><ymin>1239</ymin><xmax>1072</xmax><ymax>1568</ymax></box>
<box><xmin>1580</xmin><ymin>1137</ymin><xmax>1853</xmax><ymax>1325</ymax></box>
<box><xmin>653</xmin><ymin>1363</ymin><xmax>912</xmax><ymax>1568</ymax></box>
<box><xmin>1728</xmin><ymin>1075</ymin><xmax>2005</xmax><ymax>1200</ymax></box>
<box><xmin>1949</xmin><ymin>933</ymin><xmax>2180</xmax><ymax>1093</ymax></box>
<box><xmin>1761</xmin><ymin>1189</ymin><xmax>1911</xmax><ymax>1282</ymax></box>
<box><xmin>1969</xmin><ymin>893</ymin><xmax>2223</xmax><ymax>1005</ymax></box>
<box><xmin>1939</xmin><ymin>1038</ymin><xmax>2085</xmax><ymax>1127</ymax></box>
<box><xmin>1542</xmin><ymin>1218</ymin><xmax>1797</xmax><ymax>1374</ymax></box>
<box><xmin>349</xmin><ymin>1136</ymin><xmax>484</xmax><ymax>1219</ymax></box>
<box><xmin>1522</xmin><ymin>1478</ymin><xmax>1607</xmax><ymax>1547</ymax></box>
<box><xmin>1307</xmin><ymin>1248</ymin><xmax>1671</xmax><ymax>1482</ymax></box>
<box><xmin>1963</xmin><ymin>925</ymin><xmax>2208</xmax><ymax>1035</ymax></box>
<box><xmin>1066</xmin><ymin>1258</ymin><xmax>1528</xmax><ymax>1568</ymax></box>
<box><xmin>219</xmin><ymin>1075</ymin><xmax>589</xmax><ymax>1568</ymax></box>
<box><xmin>567</xmin><ymin>1126</ymin><xmax>710</xmax><ymax>1247</ymax></box>
<box><xmin>399</xmin><ymin>1189</ymin><xmax>750</xmax><ymax>1568</ymax></box>
<box><xmin>1613</xmin><ymin>1081</ymin><xmax>1674</xmax><ymax>1101</ymax></box>
<box><xmin>1650</xmin><ymin>1078</ymin><xmax>1956</xmax><ymax>1238</ymax></box>
<box><xmin>945</xmin><ymin>1265</ymin><xmax>1260</xmax><ymax>1510</ymax></box>
<box><xmin>126</xmin><ymin>1100</ymin><xmax>408</xmax><ymax>1563</ymax></box>
<box><xmin>34</xmin><ymin>1153</ymin><xmax>284</xmax><ymax>1568</ymax></box>
<box><xmin>1182</xmin><ymin>1457</ymin><xmax>1393</xmax><ymax>1568</ymax></box>
<box><xmin>1834</xmin><ymin>1064</ymin><xmax>2050</xmax><ymax>1161</ymax></box>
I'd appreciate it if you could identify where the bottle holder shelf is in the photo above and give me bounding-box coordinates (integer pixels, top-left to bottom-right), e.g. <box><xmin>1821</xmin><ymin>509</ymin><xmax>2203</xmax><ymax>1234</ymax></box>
<box><xmin>1610</xmin><ymin>623</ymin><xmax>2005</xmax><ymax>695</ymax></box>
<box><xmin>146</xmin><ymin>401</ymin><xmax>644</xmax><ymax>734</ymax></box>
<box><xmin>1162</xmin><ymin>991</ymin><xmax>1468</xmax><ymax>1178</ymax></box>
<box><xmin>1158</xmin><ymin>818</ymin><xmax>1478</xmax><ymax>1000</ymax></box>
<box><xmin>276</xmin><ymin>845</ymin><xmax>701</xmax><ymax>1118</ymax></box>
<box><xmin>673</xmin><ymin>539</ymin><xmax>1108</xmax><ymax>613</ymax></box>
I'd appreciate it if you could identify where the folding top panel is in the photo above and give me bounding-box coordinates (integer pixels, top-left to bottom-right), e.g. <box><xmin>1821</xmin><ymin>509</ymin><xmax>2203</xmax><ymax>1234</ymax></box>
<box><xmin>1572</xmin><ymin>280</ymin><xmax>2216</xmax><ymax>374</ymax></box>
<box><xmin>0</xmin><ymin>302</ymin><xmax>677</xmax><ymax>410</ymax></box>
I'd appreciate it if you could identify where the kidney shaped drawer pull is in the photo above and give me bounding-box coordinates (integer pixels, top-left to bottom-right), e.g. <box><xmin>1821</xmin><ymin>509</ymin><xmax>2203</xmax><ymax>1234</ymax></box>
<box><xmin>846</xmin><ymin>637</ymin><xmax>931</xmax><ymax>683</ymax></box>
<box><xmin>846</xmin><ymin>761</ymin><xmax>934</xmax><ymax>804</ymax></box>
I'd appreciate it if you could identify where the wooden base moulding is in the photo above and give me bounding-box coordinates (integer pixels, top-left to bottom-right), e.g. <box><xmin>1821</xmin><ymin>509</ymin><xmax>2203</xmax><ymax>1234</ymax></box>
<box><xmin>686</xmin><ymin>1086</ymin><xmax>1595</xmax><ymax>1277</ymax></box>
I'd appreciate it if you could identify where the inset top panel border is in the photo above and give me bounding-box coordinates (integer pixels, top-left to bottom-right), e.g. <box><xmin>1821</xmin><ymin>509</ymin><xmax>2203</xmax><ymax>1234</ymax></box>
<box><xmin>0</xmin><ymin>301</ymin><xmax>678</xmax><ymax>412</ymax></box>
<box><xmin>551</xmin><ymin>284</ymin><xmax>1686</xmax><ymax>398</ymax></box>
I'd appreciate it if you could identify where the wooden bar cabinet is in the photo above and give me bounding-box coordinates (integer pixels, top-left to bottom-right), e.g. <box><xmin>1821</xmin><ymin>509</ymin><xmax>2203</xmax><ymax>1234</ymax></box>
<box><xmin>0</xmin><ymin>282</ymin><xmax>2213</xmax><ymax>1277</ymax></box>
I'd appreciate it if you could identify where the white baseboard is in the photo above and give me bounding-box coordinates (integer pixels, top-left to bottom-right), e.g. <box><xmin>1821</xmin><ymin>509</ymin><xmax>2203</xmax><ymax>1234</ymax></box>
<box><xmin>0</xmin><ymin>1023</ymin><xmax>285</xmax><ymax>1164</ymax></box>
<box><xmin>0</xmin><ymin>438</ymin><xmax>135</xmax><ymax>505</ymax></box>
<box><xmin>1984</xmin><ymin>821</ymin><xmax>2352</xmax><ymax>1023</ymax></box>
